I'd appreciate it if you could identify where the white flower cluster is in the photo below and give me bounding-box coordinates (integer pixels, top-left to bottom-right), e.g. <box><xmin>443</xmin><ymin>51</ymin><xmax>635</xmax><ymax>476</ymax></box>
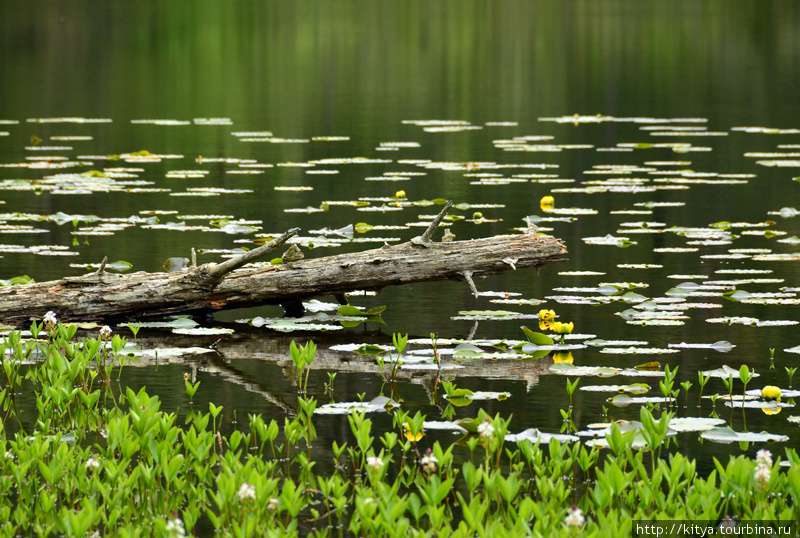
<box><xmin>754</xmin><ymin>464</ymin><xmax>771</xmax><ymax>487</ymax></box>
<box><xmin>754</xmin><ymin>449</ymin><xmax>772</xmax><ymax>488</ymax></box>
<box><xmin>267</xmin><ymin>498</ymin><xmax>279</xmax><ymax>511</ymax></box>
<box><xmin>564</xmin><ymin>505</ymin><xmax>585</xmax><ymax>527</ymax></box>
<box><xmin>420</xmin><ymin>450</ymin><xmax>438</xmax><ymax>473</ymax></box>
<box><xmin>366</xmin><ymin>456</ymin><xmax>383</xmax><ymax>470</ymax></box>
<box><xmin>165</xmin><ymin>517</ymin><xmax>186</xmax><ymax>537</ymax></box>
<box><xmin>237</xmin><ymin>482</ymin><xmax>256</xmax><ymax>501</ymax></box>
<box><xmin>85</xmin><ymin>456</ymin><xmax>100</xmax><ymax>470</ymax></box>
<box><xmin>477</xmin><ymin>419</ymin><xmax>495</xmax><ymax>439</ymax></box>
<box><xmin>43</xmin><ymin>311</ymin><xmax>58</xmax><ymax>329</ymax></box>
<box><xmin>756</xmin><ymin>449</ymin><xmax>773</xmax><ymax>467</ymax></box>
<box><xmin>99</xmin><ymin>325</ymin><xmax>113</xmax><ymax>341</ymax></box>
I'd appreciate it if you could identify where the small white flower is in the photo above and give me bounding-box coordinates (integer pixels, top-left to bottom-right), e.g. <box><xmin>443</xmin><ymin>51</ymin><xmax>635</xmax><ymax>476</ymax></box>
<box><xmin>267</xmin><ymin>498</ymin><xmax>279</xmax><ymax>511</ymax></box>
<box><xmin>237</xmin><ymin>482</ymin><xmax>256</xmax><ymax>501</ymax></box>
<box><xmin>366</xmin><ymin>456</ymin><xmax>383</xmax><ymax>470</ymax></box>
<box><xmin>4</xmin><ymin>451</ymin><xmax>14</xmax><ymax>460</ymax></box>
<box><xmin>99</xmin><ymin>325</ymin><xmax>113</xmax><ymax>341</ymax></box>
<box><xmin>755</xmin><ymin>449</ymin><xmax>773</xmax><ymax>467</ymax></box>
<box><xmin>85</xmin><ymin>456</ymin><xmax>100</xmax><ymax>470</ymax></box>
<box><xmin>477</xmin><ymin>419</ymin><xmax>495</xmax><ymax>439</ymax></box>
<box><xmin>420</xmin><ymin>450</ymin><xmax>438</xmax><ymax>473</ymax></box>
<box><xmin>165</xmin><ymin>517</ymin><xmax>186</xmax><ymax>537</ymax></box>
<box><xmin>43</xmin><ymin>311</ymin><xmax>57</xmax><ymax>327</ymax></box>
<box><xmin>363</xmin><ymin>497</ymin><xmax>374</xmax><ymax>505</ymax></box>
<box><xmin>564</xmin><ymin>505</ymin><xmax>585</xmax><ymax>527</ymax></box>
<box><xmin>754</xmin><ymin>463</ymin><xmax>771</xmax><ymax>487</ymax></box>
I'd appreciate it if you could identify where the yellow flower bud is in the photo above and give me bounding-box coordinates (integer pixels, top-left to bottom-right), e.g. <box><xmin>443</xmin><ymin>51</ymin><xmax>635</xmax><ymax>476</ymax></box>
<box><xmin>552</xmin><ymin>321</ymin><xmax>574</xmax><ymax>334</ymax></box>
<box><xmin>540</xmin><ymin>195</ymin><xmax>555</xmax><ymax>208</ymax></box>
<box><xmin>761</xmin><ymin>385</ymin><xmax>782</xmax><ymax>401</ymax></box>
<box><xmin>395</xmin><ymin>190</ymin><xmax>406</xmax><ymax>198</ymax></box>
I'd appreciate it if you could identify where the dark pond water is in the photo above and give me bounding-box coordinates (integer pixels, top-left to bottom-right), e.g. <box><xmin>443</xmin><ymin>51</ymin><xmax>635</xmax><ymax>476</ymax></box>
<box><xmin>2</xmin><ymin>1</ymin><xmax>800</xmax><ymax>472</ymax></box>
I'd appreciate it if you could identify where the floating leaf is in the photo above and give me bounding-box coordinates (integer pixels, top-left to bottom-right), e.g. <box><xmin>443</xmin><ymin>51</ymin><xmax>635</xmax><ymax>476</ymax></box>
<box><xmin>173</xmin><ymin>327</ymin><xmax>234</xmax><ymax>336</ymax></box>
<box><xmin>265</xmin><ymin>320</ymin><xmax>341</xmax><ymax>332</ymax></box>
<box><xmin>550</xmin><ymin>363</ymin><xmax>621</xmax><ymax>377</ymax></box>
<box><xmin>667</xmin><ymin>417</ymin><xmax>726</xmax><ymax>432</ymax></box>
<box><xmin>609</xmin><ymin>394</ymin><xmax>633</xmax><ymax>407</ymax></box>
<box><xmin>453</xmin><ymin>343</ymin><xmax>484</xmax><ymax>358</ymax></box>
<box><xmin>164</xmin><ymin>257</ymin><xmax>189</xmax><ymax>272</ymax></box>
<box><xmin>357</xmin><ymin>344</ymin><xmax>386</xmax><ymax>356</ymax></box>
<box><xmin>583</xmin><ymin>234</ymin><xmax>636</xmax><ymax>247</ymax></box>
<box><xmin>702</xmin><ymin>365</ymin><xmax>761</xmax><ymax>379</ymax></box>
<box><xmin>337</xmin><ymin>305</ymin><xmax>369</xmax><ymax>317</ymax></box>
<box><xmin>505</xmin><ymin>428</ymin><xmax>579</xmax><ymax>444</ymax></box>
<box><xmin>700</xmin><ymin>427</ymin><xmax>789</xmax><ymax>444</ymax></box>
<box><xmin>446</xmin><ymin>388</ymin><xmax>475</xmax><ymax>399</ymax></box>
<box><xmin>668</xmin><ymin>341</ymin><xmax>734</xmax><ymax>352</ymax></box>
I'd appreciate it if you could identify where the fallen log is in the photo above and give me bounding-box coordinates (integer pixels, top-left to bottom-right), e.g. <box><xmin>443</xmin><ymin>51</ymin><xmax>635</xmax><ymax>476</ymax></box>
<box><xmin>0</xmin><ymin>206</ymin><xmax>567</xmax><ymax>325</ymax></box>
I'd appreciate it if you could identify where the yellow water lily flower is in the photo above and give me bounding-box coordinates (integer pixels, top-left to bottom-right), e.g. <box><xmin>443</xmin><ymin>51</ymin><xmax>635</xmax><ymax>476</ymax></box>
<box><xmin>761</xmin><ymin>385</ymin><xmax>782</xmax><ymax>401</ymax></box>
<box><xmin>403</xmin><ymin>422</ymin><xmax>423</xmax><ymax>442</ymax></box>
<box><xmin>540</xmin><ymin>195</ymin><xmax>555</xmax><ymax>210</ymax></box>
<box><xmin>553</xmin><ymin>352</ymin><xmax>574</xmax><ymax>364</ymax></box>
<box><xmin>551</xmin><ymin>321</ymin><xmax>574</xmax><ymax>335</ymax></box>
<box><xmin>538</xmin><ymin>309</ymin><xmax>556</xmax><ymax>321</ymax></box>
<box><xmin>395</xmin><ymin>190</ymin><xmax>406</xmax><ymax>198</ymax></box>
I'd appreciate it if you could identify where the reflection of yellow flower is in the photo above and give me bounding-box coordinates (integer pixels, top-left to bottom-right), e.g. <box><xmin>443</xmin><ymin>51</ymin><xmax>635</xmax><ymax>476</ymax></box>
<box><xmin>539</xmin><ymin>320</ymin><xmax>553</xmax><ymax>331</ymax></box>
<box><xmin>553</xmin><ymin>352</ymin><xmax>574</xmax><ymax>364</ymax></box>
<box><xmin>552</xmin><ymin>321</ymin><xmax>574</xmax><ymax>335</ymax></box>
<box><xmin>403</xmin><ymin>422</ymin><xmax>423</xmax><ymax>442</ymax></box>
<box><xmin>761</xmin><ymin>406</ymin><xmax>782</xmax><ymax>416</ymax></box>
<box><xmin>540</xmin><ymin>196</ymin><xmax>555</xmax><ymax>210</ymax></box>
<box><xmin>762</xmin><ymin>386</ymin><xmax>782</xmax><ymax>401</ymax></box>
<box><xmin>538</xmin><ymin>309</ymin><xmax>556</xmax><ymax>321</ymax></box>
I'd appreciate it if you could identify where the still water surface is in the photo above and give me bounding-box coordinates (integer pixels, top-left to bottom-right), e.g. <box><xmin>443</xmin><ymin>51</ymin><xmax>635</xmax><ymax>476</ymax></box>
<box><xmin>2</xmin><ymin>1</ymin><xmax>800</xmax><ymax>472</ymax></box>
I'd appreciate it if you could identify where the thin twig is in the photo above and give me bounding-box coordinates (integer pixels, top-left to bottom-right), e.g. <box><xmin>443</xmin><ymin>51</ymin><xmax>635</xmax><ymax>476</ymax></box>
<box><xmin>207</xmin><ymin>227</ymin><xmax>300</xmax><ymax>280</ymax></box>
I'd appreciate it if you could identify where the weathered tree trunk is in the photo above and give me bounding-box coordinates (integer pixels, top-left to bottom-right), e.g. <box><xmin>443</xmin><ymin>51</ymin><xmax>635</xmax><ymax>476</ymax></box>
<box><xmin>0</xmin><ymin>229</ymin><xmax>566</xmax><ymax>326</ymax></box>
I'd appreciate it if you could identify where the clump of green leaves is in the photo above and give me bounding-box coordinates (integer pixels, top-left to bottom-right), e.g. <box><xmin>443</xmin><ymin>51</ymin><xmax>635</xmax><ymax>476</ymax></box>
<box><xmin>1</xmin><ymin>324</ymin><xmax>799</xmax><ymax>536</ymax></box>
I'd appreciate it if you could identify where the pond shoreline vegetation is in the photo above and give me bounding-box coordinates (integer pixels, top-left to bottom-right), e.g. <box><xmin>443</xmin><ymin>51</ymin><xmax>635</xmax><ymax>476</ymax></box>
<box><xmin>0</xmin><ymin>316</ymin><xmax>797</xmax><ymax>536</ymax></box>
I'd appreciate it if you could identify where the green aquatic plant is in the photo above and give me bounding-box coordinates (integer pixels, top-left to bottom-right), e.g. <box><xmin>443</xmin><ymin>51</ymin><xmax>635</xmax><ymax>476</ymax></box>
<box><xmin>680</xmin><ymin>380</ymin><xmax>693</xmax><ymax>409</ymax></box>
<box><xmin>659</xmin><ymin>365</ymin><xmax>678</xmax><ymax>408</ymax></box>
<box><xmin>290</xmin><ymin>340</ymin><xmax>316</xmax><ymax>394</ymax></box>
<box><xmin>2</xmin><ymin>324</ymin><xmax>800</xmax><ymax>535</ymax></box>
<box><xmin>786</xmin><ymin>366</ymin><xmax>797</xmax><ymax>389</ymax></box>
<box><xmin>697</xmin><ymin>370</ymin><xmax>711</xmax><ymax>406</ymax></box>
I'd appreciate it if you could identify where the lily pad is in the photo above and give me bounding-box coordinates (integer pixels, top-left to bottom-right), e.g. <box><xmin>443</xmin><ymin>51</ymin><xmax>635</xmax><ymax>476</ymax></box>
<box><xmin>550</xmin><ymin>363</ymin><xmax>621</xmax><ymax>377</ymax></box>
<box><xmin>667</xmin><ymin>341</ymin><xmax>734</xmax><ymax>352</ymax></box>
<box><xmin>315</xmin><ymin>396</ymin><xmax>399</xmax><ymax>415</ymax></box>
<box><xmin>504</xmin><ymin>428</ymin><xmax>579</xmax><ymax>444</ymax></box>
<box><xmin>700</xmin><ymin>427</ymin><xmax>789</xmax><ymax>444</ymax></box>
<box><xmin>667</xmin><ymin>417</ymin><xmax>726</xmax><ymax>432</ymax></box>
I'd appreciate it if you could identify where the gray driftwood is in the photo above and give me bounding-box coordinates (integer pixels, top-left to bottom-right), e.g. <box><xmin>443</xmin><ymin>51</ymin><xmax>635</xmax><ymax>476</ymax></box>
<box><xmin>0</xmin><ymin>228</ymin><xmax>566</xmax><ymax>326</ymax></box>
